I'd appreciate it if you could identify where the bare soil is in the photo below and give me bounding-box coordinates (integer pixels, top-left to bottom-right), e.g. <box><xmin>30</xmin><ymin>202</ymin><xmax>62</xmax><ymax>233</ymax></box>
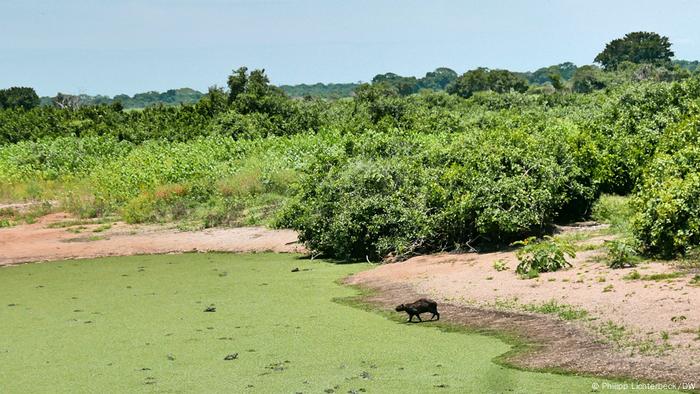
<box><xmin>0</xmin><ymin>212</ymin><xmax>303</xmax><ymax>266</ymax></box>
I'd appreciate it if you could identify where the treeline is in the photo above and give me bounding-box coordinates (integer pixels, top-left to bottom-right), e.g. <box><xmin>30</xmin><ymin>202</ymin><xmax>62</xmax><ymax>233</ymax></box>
<box><xmin>279</xmin><ymin>83</ymin><xmax>360</xmax><ymax>99</ymax></box>
<box><xmin>2</xmin><ymin>31</ymin><xmax>700</xmax><ymax>261</ymax></box>
<box><xmin>38</xmin><ymin>88</ymin><xmax>204</xmax><ymax>109</ymax></box>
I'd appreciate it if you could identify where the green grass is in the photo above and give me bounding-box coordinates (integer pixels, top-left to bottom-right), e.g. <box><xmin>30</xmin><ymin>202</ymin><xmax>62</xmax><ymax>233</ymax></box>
<box><xmin>641</xmin><ymin>272</ymin><xmax>683</xmax><ymax>281</ymax></box>
<box><xmin>522</xmin><ymin>300</ymin><xmax>589</xmax><ymax>321</ymax></box>
<box><xmin>591</xmin><ymin>194</ymin><xmax>634</xmax><ymax>234</ymax></box>
<box><xmin>0</xmin><ymin>253</ymin><xmax>680</xmax><ymax>393</ymax></box>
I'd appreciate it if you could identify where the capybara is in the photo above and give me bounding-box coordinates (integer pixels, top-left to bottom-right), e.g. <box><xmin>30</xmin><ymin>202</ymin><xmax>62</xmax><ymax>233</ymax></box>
<box><xmin>395</xmin><ymin>298</ymin><xmax>439</xmax><ymax>322</ymax></box>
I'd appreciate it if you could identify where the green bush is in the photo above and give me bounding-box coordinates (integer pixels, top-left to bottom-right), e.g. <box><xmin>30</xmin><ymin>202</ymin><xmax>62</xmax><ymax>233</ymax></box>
<box><xmin>604</xmin><ymin>239</ymin><xmax>638</xmax><ymax>268</ymax></box>
<box><xmin>632</xmin><ymin>114</ymin><xmax>700</xmax><ymax>257</ymax></box>
<box><xmin>280</xmin><ymin>113</ymin><xmax>596</xmax><ymax>260</ymax></box>
<box><xmin>512</xmin><ymin>236</ymin><xmax>576</xmax><ymax>276</ymax></box>
<box><xmin>591</xmin><ymin>194</ymin><xmax>634</xmax><ymax>232</ymax></box>
<box><xmin>278</xmin><ymin>156</ymin><xmax>433</xmax><ymax>261</ymax></box>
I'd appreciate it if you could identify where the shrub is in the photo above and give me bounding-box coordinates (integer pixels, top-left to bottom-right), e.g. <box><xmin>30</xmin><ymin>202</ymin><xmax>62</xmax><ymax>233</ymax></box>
<box><xmin>591</xmin><ymin>195</ymin><xmax>634</xmax><ymax>233</ymax></box>
<box><xmin>512</xmin><ymin>236</ymin><xmax>576</xmax><ymax>276</ymax></box>
<box><xmin>604</xmin><ymin>239</ymin><xmax>638</xmax><ymax>268</ymax></box>
<box><xmin>278</xmin><ymin>157</ymin><xmax>433</xmax><ymax>261</ymax></box>
<box><xmin>493</xmin><ymin>259</ymin><xmax>509</xmax><ymax>271</ymax></box>
<box><xmin>632</xmin><ymin>114</ymin><xmax>700</xmax><ymax>257</ymax></box>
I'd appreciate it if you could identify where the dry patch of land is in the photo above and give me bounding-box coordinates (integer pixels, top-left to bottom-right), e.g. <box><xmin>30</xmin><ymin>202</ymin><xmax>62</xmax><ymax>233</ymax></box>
<box><xmin>0</xmin><ymin>212</ymin><xmax>303</xmax><ymax>266</ymax></box>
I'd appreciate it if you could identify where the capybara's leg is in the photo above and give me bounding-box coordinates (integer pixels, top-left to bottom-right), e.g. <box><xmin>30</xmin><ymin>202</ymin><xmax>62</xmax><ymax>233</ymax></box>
<box><xmin>407</xmin><ymin>314</ymin><xmax>413</xmax><ymax>322</ymax></box>
<box><xmin>416</xmin><ymin>314</ymin><xmax>422</xmax><ymax>322</ymax></box>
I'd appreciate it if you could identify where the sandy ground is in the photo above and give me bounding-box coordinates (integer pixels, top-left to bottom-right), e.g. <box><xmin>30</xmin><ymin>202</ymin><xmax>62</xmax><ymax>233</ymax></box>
<box><xmin>0</xmin><ymin>212</ymin><xmax>303</xmax><ymax>266</ymax></box>
<box><xmin>347</xmin><ymin>230</ymin><xmax>700</xmax><ymax>384</ymax></box>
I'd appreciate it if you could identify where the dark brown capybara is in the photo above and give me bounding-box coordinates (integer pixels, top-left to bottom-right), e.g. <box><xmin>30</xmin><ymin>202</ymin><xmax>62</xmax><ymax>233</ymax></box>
<box><xmin>395</xmin><ymin>298</ymin><xmax>439</xmax><ymax>322</ymax></box>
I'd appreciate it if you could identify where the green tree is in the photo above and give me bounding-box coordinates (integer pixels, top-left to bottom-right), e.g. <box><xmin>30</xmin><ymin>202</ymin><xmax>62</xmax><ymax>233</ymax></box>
<box><xmin>420</xmin><ymin>67</ymin><xmax>458</xmax><ymax>90</ymax></box>
<box><xmin>447</xmin><ymin>68</ymin><xmax>528</xmax><ymax>98</ymax></box>
<box><xmin>372</xmin><ymin>73</ymin><xmax>419</xmax><ymax>96</ymax></box>
<box><xmin>527</xmin><ymin>62</ymin><xmax>578</xmax><ymax>84</ymax></box>
<box><xmin>548</xmin><ymin>73</ymin><xmax>564</xmax><ymax>91</ymax></box>
<box><xmin>594</xmin><ymin>32</ymin><xmax>674</xmax><ymax>70</ymax></box>
<box><xmin>571</xmin><ymin>65</ymin><xmax>607</xmax><ymax>93</ymax></box>
<box><xmin>0</xmin><ymin>87</ymin><xmax>40</xmax><ymax>110</ymax></box>
<box><xmin>52</xmin><ymin>93</ymin><xmax>81</xmax><ymax>109</ymax></box>
<box><xmin>227</xmin><ymin>66</ymin><xmax>248</xmax><ymax>103</ymax></box>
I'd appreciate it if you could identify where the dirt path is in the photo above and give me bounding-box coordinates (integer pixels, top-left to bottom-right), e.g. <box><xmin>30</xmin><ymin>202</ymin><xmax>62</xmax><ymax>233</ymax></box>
<box><xmin>0</xmin><ymin>212</ymin><xmax>303</xmax><ymax>266</ymax></box>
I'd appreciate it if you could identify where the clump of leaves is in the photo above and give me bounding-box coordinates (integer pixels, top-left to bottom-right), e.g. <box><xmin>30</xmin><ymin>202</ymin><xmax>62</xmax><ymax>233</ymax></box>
<box><xmin>493</xmin><ymin>259</ymin><xmax>508</xmax><ymax>272</ymax></box>
<box><xmin>512</xmin><ymin>236</ymin><xmax>576</xmax><ymax>277</ymax></box>
<box><xmin>605</xmin><ymin>239</ymin><xmax>638</xmax><ymax>269</ymax></box>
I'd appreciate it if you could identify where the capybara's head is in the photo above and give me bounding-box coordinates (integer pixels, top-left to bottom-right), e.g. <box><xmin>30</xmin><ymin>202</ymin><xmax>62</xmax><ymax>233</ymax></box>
<box><xmin>395</xmin><ymin>304</ymin><xmax>405</xmax><ymax>312</ymax></box>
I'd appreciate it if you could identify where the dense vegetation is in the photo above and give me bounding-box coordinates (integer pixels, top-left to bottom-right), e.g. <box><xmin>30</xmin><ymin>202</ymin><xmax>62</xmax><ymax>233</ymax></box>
<box><xmin>279</xmin><ymin>82</ymin><xmax>360</xmax><ymax>99</ymax></box>
<box><xmin>39</xmin><ymin>88</ymin><xmax>205</xmax><ymax>109</ymax></box>
<box><xmin>2</xmin><ymin>32</ymin><xmax>700</xmax><ymax>260</ymax></box>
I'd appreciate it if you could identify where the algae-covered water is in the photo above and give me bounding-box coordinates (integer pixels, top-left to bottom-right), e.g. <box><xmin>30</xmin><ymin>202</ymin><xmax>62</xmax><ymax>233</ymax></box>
<box><xmin>0</xmin><ymin>253</ymin><xmax>678</xmax><ymax>393</ymax></box>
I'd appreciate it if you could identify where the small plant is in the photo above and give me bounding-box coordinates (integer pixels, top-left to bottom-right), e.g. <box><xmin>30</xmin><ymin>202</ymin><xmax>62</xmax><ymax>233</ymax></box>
<box><xmin>603</xmin><ymin>284</ymin><xmax>614</xmax><ymax>292</ymax></box>
<box><xmin>660</xmin><ymin>331</ymin><xmax>669</xmax><ymax>341</ymax></box>
<box><xmin>623</xmin><ymin>270</ymin><xmax>641</xmax><ymax>280</ymax></box>
<box><xmin>599</xmin><ymin>320</ymin><xmax>626</xmax><ymax>343</ymax></box>
<box><xmin>605</xmin><ymin>239</ymin><xmax>638</xmax><ymax>269</ymax></box>
<box><xmin>690</xmin><ymin>274</ymin><xmax>700</xmax><ymax>286</ymax></box>
<box><xmin>493</xmin><ymin>259</ymin><xmax>508</xmax><ymax>272</ymax></box>
<box><xmin>92</xmin><ymin>224</ymin><xmax>112</xmax><ymax>233</ymax></box>
<box><xmin>523</xmin><ymin>300</ymin><xmax>588</xmax><ymax>321</ymax></box>
<box><xmin>512</xmin><ymin>236</ymin><xmax>575</xmax><ymax>277</ymax></box>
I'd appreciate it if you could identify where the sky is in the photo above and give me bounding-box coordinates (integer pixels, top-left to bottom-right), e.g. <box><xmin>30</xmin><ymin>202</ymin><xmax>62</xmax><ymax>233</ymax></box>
<box><xmin>1</xmin><ymin>0</ymin><xmax>699</xmax><ymax>96</ymax></box>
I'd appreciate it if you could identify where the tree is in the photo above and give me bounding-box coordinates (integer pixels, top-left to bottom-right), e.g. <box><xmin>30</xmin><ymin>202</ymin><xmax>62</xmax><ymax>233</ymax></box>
<box><xmin>594</xmin><ymin>32</ymin><xmax>674</xmax><ymax>70</ymax></box>
<box><xmin>527</xmin><ymin>62</ymin><xmax>578</xmax><ymax>84</ymax></box>
<box><xmin>447</xmin><ymin>68</ymin><xmax>528</xmax><ymax>98</ymax></box>
<box><xmin>0</xmin><ymin>87</ymin><xmax>40</xmax><ymax>110</ymax></box>
<box><xmin>227</xmin><ymin>66</ymin><xmax>248</xmax><ymax>103</ymax></box>
<box><xmin>548</xmin><ymin>73</ymin><xmax>564</xmax><ymax>91</ymax></box>
<box><xmin>372</xmin><ymin>73</ymin><xmax>419</xmax><ymax>96</ymax></box>
<box><xmin>420</xmin><ymin>67</ymin><xmax>458</xmax><ymax>90</ymax></box>
<box><xmin>52</xmin><ymin>93</ymin><xmax>81</xmax><ymax>109</ymax></box>
<box><xmin>353</xmin><ymin>82</ymin><xmax>405</xmax><ymax>123</ymax></box>
<box><xmin>571</xmin><ymin>65</ymin><xmax>607</xmax><ymax>93</ymax></box>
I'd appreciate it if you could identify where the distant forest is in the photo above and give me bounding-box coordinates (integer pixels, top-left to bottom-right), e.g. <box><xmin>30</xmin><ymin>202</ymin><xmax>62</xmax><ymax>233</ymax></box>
<box><xmin>39</xmin><ymin>88</ymin><xmax>204</xmax><ymax>109</ymax></box>
<box><xmin>34</xmin><ymin>59</ymin><xmax>700</xmax><ymax>108</ymax></box>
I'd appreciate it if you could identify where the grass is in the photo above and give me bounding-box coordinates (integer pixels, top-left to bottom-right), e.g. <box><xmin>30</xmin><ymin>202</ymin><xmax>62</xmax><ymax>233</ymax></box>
<box><xmin>0</xmin><ymin>201</ymin><xmax>55</xmax><ymax>227</ymax></box>
<box><xmin>45</xmin><ymin>217</ymin><xmax>116</xmax><ymax>229</ymax></box>
<box><xmin>640</xmin><ymin>272</ymin><xmax>683</xmax><ymax>281</ymax></box>
<box><xmin>522</xmin><ymin>300</ymin><xmax>589</xmax><ymax>321</ymax></box>
<box><xmin>0</xmin><ymin>253</ymin><xmax>671</xmax><ymax>393</ymax></box>
<box><xmin>621</xmin><ymin>270</ymin><xmax>684</xmax><ymax>282</ymax></box>
<box><xmin>591</xmin><ymin>194</ymin><xmax>634</xmax><ymax>235</ymax></box>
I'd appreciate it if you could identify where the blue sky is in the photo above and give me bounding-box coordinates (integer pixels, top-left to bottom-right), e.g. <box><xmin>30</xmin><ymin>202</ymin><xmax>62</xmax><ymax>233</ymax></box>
<box><xmin>1</xmin><ymin>0</ymin><xmax>699</xmax><ymax>96</ymax></box>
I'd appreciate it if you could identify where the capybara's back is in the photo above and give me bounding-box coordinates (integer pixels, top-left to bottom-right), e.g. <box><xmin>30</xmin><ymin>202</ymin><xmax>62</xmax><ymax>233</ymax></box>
<box><xmin>411</xmin><ymin>298</ymin><xmax>438</xmax><ymax>314</ymax></box>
